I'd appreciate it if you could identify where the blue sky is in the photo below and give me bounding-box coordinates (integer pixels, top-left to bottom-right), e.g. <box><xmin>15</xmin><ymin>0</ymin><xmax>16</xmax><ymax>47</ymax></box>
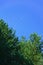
<box><xmin>0</xmin><ymin>0</ymin><xmax>43</xmax><ymax>38</ymax></box>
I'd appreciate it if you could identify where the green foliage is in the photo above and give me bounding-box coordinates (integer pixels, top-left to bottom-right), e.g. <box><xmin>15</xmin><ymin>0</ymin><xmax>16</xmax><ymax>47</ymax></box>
<box><xmin>0</xmin><ymin>19</ymin><xmax>18</xmax><ymax>65</ymax></box>
<box><xmin>18</xmin><ymin>33</ymin><xmax>42</xmax><ymax>65</ymax></box>
<box><xmin>0</xmin><ymin>19</ymin><xmax>42</xmax><ymax>65</ymax></box>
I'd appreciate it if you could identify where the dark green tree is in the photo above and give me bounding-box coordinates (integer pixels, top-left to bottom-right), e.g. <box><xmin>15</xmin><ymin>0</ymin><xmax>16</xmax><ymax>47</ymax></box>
<box><xmin>0</xmin><ymin>19</ymin><xmax>18</xmax><ymax>65</ymax></box>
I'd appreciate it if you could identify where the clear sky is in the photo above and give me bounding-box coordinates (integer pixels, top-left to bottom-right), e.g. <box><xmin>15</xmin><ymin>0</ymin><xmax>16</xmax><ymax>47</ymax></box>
<box><xmin>0</xmin><ymin>0</ymin><xmax>43</xmax><ymax>38</ymax></box>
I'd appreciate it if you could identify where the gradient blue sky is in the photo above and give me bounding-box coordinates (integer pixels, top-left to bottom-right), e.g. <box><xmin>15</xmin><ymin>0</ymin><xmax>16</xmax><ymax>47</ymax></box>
<box><xmin>0</xmin><ymin>0</ymin><xmax>43</xmax><ymax>38</ymax></box>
